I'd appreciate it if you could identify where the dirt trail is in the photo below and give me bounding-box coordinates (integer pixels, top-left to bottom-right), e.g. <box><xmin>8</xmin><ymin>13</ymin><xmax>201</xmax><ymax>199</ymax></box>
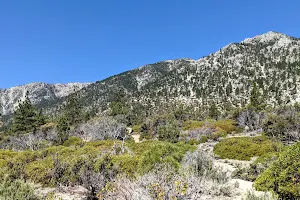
<box><xmin>132</xmin><ymin>134</ymin><xmax>140</xmax><ymax>143</ymax></box>
<box><xmin>198</xmin><ymin>132</ymin><xmax>273</xmax><ymax>199</ymax></box>
<box><xmin>39</xmin><ymin>132</ymin><xmax>271</xmax><ymax>200</ymax></box>
<box><xmin>37</xmin><ymin>186</ymin><xmax>88</xmax><ymax>200</ymax></box>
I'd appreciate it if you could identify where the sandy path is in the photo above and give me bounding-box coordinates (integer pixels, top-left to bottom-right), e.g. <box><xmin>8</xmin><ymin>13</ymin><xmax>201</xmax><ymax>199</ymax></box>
<box><xmin>198</xmin><ymin>132</ymin><xmax>273</xmax><ymax>199</ymax></box>
<box><xmin>132</xmin><ymin>134</ymin><xmax>140</xmax><ymax>143</ymax></box>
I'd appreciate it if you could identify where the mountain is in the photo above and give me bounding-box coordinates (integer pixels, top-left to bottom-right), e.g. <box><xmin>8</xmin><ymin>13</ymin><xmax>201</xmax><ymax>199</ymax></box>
<box><xmin>70</xmin><ymin>31</ymin><xmax>300</xmax><ymax>116</ymax></box>
<box><xmin>3</xmin><ymin>31</ymin><xmax>300</xmax><ymax>118</ymax></box>
<box><xmin>0</xmin><ymin>82</ymin><xmax>90</xmax><ymax>115</ymax></box>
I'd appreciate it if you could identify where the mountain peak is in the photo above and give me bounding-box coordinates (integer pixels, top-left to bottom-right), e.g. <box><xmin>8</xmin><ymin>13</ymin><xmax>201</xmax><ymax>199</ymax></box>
<box><xmin>2</xmin><ymin>32</ymin><xmax>300</xmax><ymax>118</ymax></box>
<box><xmin>242</xmin><ymin>31</ymin><xmax>290</xmax><ymax>43</ymax></box>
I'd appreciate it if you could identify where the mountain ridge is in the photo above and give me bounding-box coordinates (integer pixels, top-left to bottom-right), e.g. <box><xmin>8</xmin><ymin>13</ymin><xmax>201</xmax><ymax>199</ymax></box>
<box><xmin>0</xmin><ymin>82</ymin><xmax>90</xmax><ymax>115</ymax></box>
<box><xmin>2</xmin><ymin>31</ymin><xmax>300</xmax><ymax>119</ymax></box>
<box><xmin>0</xmin><ymin>82</ymin><xmax>90</xmax><ymax>90</ymax></box>
<box><xmin>71</xmin><ymin>31</ymin><xmax>300</xmax><ymax>116</ymax></box>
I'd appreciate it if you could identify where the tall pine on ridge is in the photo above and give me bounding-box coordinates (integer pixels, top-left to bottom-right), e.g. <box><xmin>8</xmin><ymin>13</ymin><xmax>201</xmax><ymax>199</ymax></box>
<box><xmin>10</xmin><ymin>93</ymin><xmax>46</xmax><ymax>134</ymax></box>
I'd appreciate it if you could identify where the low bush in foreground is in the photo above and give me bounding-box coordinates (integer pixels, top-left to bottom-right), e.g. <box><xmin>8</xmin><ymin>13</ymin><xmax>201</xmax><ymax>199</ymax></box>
<box><xmin>0</xmin><ymin>138</ymin><xmax>195</xmax><ymax>198</ymax></box>
<box><xmin>213</xmin><ymin>136</ymin><xmax>283</xmax><ymax>161</ymax></box>
<box><xmin>247</xmin><ymin>152</ymin><xmax>279</xmax><ymax>181</ymax></box>
<box><xmin>233</xmin><ymin>152</ymin><xmax>280</xmax><ymax>182</ymax></box>
<box><xmin>242</xmin><ymin>190</ymin><xmax>276</xmax><ymax>200</ymax></box>
<box><xmin>127</xmin><ymin>141</ymin><xmax>196</xmax><ymax>174</ymax></box>
<box><xmin>0</xmin><ymin>176</ymin><xmax>40</xmax><ymax>200</ymax></box>
<box><xmin>100</xmin><ymin>151</ymin><xmax>235</xmax><ymax>200</ymax></box>
<box><xmin>254</xmin><ymin>142</ymin><xmax>300</xmax><ymax>199</ymax></box>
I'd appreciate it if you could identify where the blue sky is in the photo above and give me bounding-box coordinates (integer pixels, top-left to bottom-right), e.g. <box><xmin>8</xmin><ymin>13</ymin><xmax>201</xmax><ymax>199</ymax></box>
<box><xmin>0</xmin><ymin>0</ymin><xmax>299</xmax><ymax>88</ymax></box>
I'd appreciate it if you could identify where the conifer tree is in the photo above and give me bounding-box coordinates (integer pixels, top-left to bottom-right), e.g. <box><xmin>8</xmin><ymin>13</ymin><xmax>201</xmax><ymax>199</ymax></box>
<box><xmin>64</xmin><ymin>93</ymin><xmax>84</xmax><ymax>125</ymax></box>
<box><xmin>36</xmin><ymin>109</ymin><xmax>47</xmax><ymax>126</ymax></box>
<box><xmin>56</xmin><ymin>116</ymin><xmax>70</xmax><ymax>144</ymax></box>
<box><xmin>208</xmin><ymin>102</ymin><xmax>219</xmax><ymax>120</ymax></box>
<box><xmin>249</xmin><ymin>82</ymin><xmax>265</xmax><ymax>111</ymax></box>
<box><xmin>10</xmin><ymin>95</ymin><xmax>46</xmax><ymax>134</ymax></box>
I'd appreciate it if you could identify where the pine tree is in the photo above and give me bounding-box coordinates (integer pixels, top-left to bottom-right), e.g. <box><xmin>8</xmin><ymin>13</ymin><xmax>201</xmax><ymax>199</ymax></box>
<box><xmin>64</xmin><ymin>93</ymin><xmax>83</xmax><ymax>125</ymax></box>
<box><xmin>36</xmin><ymin>109</ymin><xmax>47</xmax><ymax>126</ymax></box>
<box><xmin>10</xmin><ymin>96</ymin><xmax>45</xmax><ymax>134</ymax></box>
<box><xmin>56</xmin><ymin>116</ymin><xmax>70</xmax><ymax>144</ymax></box>
<box><xmin>208</xmin><ymin>102</ymin><xmax>219</xmax><ymax>120</ymax></box>
<box><xmin>249</xmin><ymin>82</ymin><xmax>265</xmax><ymax>111</ymax></box>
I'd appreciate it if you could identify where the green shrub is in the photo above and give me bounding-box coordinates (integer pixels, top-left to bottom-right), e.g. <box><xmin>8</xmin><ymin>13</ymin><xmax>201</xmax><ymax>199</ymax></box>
<box><xmin>187</xmin><ymin>139</ymin><xmax>200</xmax><ymax>145</ymax></box>
<box><xmin>182</xmin><ymin>119</ymin><xmax>238</xmax><ymax>143</ymax></box>
<box><xmin>233</xmin><ymin>152</ymin><xmax>280</xmax><ymax>182</ymax></box>
<box><xmin>137</xmin><ymin>142</ymin><xmax>194</xmax><ymax>174</ymax></box>
<box><xmin>262</xmin><ymin>114</ymin><xmax>288</xmax><ymax>138</ymax></box>
<box><xmin>213</xmin><ymin>119</ymin><xmax>238</xmax><ymax>133</ymax></box>
<box><xmin>210</xmin><ymin>128</ymin><xmax>227</xmax><ymax>141</ymax></box>
<box><xmin>0</xmin><ymin>140</ymin><xmax>115</xmax><ymax>187</ymax></box>
<box><xmin>158</xmin><ymin>124</ymin><xmax>180</xmax><ymax>143</ymax></box>
<box><xmin>111</xmin><ymin>155</ymin><xmax>139</xmax><ymax>177</ymax></box>
<box><xmin>213</xmin><ymin>137</ymin><xmax>283</xmax><ymax>161</ymax></box>
<box><xmin>254</xmin><ymin>142</ymin><xmax>300</xmax><ymax>199</ymax></box>
<box><xmin>262</xmin><ymin>106</ymin><xmax>300</xmax><ymax>141</ymax></box>
<box><xmin>25</xmin><ymin>157</ymin><xmax>54</xmax><ymax>186</ymax></box>
<box><xmin>140</xmin><ymin>131</ymin><xmax>153</xmax><ymax>140</ymax></box>
<box><xmin>63</xmin><ymin>137</ymin><xmax>84</xmax><ymax>147</ymax></box>
<box><xmin>0</xmin><ymin>139</ymin><xmax>194</xmax><ymax>189</ymax></box>
<box><xmin>132</xmin><ymin>125</ymin><xmax>142</xmax><ymax>133</ymax></box>
<box><xmin>0</xmin><ymin>176</ymin><xmax>41</xmax><ymax>200</ymax></box>
<box><xmin>199</xmin><ymin>136</ymin><xmax>208</xmax><ymax>143</ymax></box>
<box><xmin>139</xmin><ymin>122</ymin><xmax>153</xmax><ymax>140</ymax></box>
<box><xmin>245</xmin><ymin>152</ymin><xmax>279</xmax><ymax>182</ymax></box>
<box><xmin>183</xmin><ymin>120</ymin><xmax>204</xmax><ymax>131</ymax></box>
<box><xmin>242</xmin><ymin>190</ymin><xmax>276</xmax><ymax>200</ymax></box>
<box><xmin>127</xmin><ymin>141</ymin><xmax>195</xmax><ymax>175</ymax></box>
<box><xmin>183</xmin><ymin>119</ymin><xmax>237</xmax><ymax>133</ymax></box>
<box><xmin>0</xmin><ymin>150</ymin><xmax>18</xmax><ymax>167</ymax></box>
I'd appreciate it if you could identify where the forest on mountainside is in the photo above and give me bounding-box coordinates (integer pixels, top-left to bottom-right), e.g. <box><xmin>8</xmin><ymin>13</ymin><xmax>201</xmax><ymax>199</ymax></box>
<box><xmin>0</xmin><ymin>79</ymin><xmax>300</xmax><ymax>200</ymax></box>
<box><xmin>1</xmin><ymin>32</ymin><xmax>300</xmax><ymax>199</ymax></box>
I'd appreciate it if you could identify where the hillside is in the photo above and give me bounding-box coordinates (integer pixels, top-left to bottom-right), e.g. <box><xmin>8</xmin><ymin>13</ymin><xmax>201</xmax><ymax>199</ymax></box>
<box><xmin>2</xmin><ymin>32</ymin><xmax>300</xmax><ymax>119</ymax></box>
<box><xmin>70</xmin><ymin>31</ymin><xmax>300</xmax><ymax>116</ymax></box>
<box><xmin>0</xmin><ymin>82</ymin><xmax>90</xmax><ymax>115</ymax></box>
<box><xmin>1</xmin><ymin>31</ymin><xmax>300</xmax><ymax>200</ymax></box>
